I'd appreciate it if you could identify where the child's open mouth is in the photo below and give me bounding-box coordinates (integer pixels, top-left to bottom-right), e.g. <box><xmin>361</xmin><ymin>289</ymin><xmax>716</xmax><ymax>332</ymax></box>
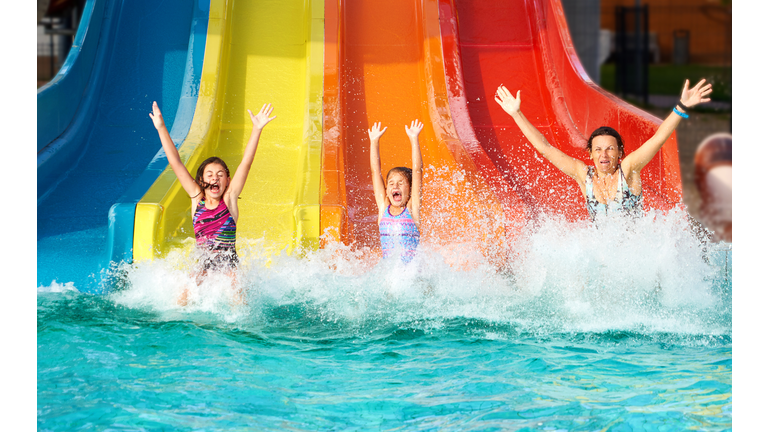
<box><xmin>392</xmin><ymin>191</ymin><xmax>402</xmax><ymax>202</ymax></box>
<box><xmin>209</xmin><ymin>183</ymin><xmax>220</xmax><ymax>193</ymax></box>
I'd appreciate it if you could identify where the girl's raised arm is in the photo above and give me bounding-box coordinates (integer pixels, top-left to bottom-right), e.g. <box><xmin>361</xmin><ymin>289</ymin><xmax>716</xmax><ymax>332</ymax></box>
<box><xmin>494</xmin><ymin>85</ymin><xmax>586</xmax><ymax>182</ymax></box>
<box><xmin>622</xmin><ymin>79</ymin><xmax>712</xmax><ymax>175</ymax></box>
<box><xmin>149</xmin><ymin>101</ymin><xmax>201</xmax><ymax>199</ymax></box>
<box><xmin>228</xmin><ymin>103</ymin><xmax>276</xmax><ymax>199</ymax></box>
<box><xmin>368</xmin><ymin>122</ymin><xmax>389</xmax><ymax>212</ymax></box>
<box><xmin>405</xmin><ymin>120</ymin><xmax>424</xmax><ymax>226</ymax></box>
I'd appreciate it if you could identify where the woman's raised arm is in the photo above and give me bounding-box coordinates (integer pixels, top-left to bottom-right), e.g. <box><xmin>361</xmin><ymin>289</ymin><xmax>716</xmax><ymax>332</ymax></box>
<box><xmin>494</xmin><ymin>85</ymin><xmax>586</xmax><ymax>181</ymax></box>
<box><xmin>622</xmin><ymin>79</ymin><xmax>712</xmax><ymax>174</ymax></box>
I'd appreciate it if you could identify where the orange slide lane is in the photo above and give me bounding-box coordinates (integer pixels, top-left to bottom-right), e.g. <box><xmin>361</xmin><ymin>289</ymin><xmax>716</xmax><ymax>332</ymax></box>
<box><xmin>321</xmin><ymin>0</ymin><xmax>508</xmax><ymax>266</ymax></box>
<box><xmin>438</xmin><ymin>0</ymin><xmax>683</xmax><ymax>225</ymax></box>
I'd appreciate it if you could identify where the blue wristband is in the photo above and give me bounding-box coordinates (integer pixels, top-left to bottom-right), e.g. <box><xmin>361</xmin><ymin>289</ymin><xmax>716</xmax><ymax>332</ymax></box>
<box><xmin>673</xmin><ymin>106</ymin><xmax>689</xmax><ymax>119</ymax></box>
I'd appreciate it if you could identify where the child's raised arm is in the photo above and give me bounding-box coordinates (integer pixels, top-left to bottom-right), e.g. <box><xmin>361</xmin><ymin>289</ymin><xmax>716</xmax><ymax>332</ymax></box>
<box><xmin>149</xmin><ymin>101</ymin><xmax>201</xmax><ymax>199</ymax></box>
<box><xmin>228</xmin><ymin>103</ymin><xmax>276</xmax><ymax>199</ymax></box>
<box><xmin>494</xmin><ymin>85</ymin><xmax>586</xmax><ymax>182</ymax></box>
<box><xmin>368</xmin><ymin>122</ymin><xmax>389</xmax><ymax>212</ymax></box>
<box><xmin>405</xmin><ymin>120</ymin><xmax>424</xmax><ymax>226</ymax></box>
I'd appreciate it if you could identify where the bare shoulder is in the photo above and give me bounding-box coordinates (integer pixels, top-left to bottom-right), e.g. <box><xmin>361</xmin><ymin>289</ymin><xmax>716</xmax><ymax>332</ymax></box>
<box><xmin>572</xmin><ymin>160</ymin><xmax>589</xmax><ymax>184</ymax></box>
<box><xmin>190</xmin><ymin>196</ymin><xmax>202</xmax><ymax>219</ymax></box>
<box><xmin>224</xmin><ymin>190</ymin><xmax>238</xmax><ymax>211</ymax></box>
<box><xmin>407</xmin><ymin>201</ymin><xmax>420</xmax><ymax>226</ymax></box>
<box><xmin>377</xmin><ymin>203</ymin><xmax>387</xmax><ymax>224</ymax></box>
<box><xmin>620</xmin><ymin>158</ymin><xmax>639</xmax><ymax>179</ymax></box>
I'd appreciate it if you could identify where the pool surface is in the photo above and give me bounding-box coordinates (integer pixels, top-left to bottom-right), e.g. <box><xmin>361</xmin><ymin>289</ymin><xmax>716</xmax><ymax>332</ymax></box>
<box><xmin>38</xmin><ymin>212</ymin><xmax>732</xmax><ymax>431</ymax></box>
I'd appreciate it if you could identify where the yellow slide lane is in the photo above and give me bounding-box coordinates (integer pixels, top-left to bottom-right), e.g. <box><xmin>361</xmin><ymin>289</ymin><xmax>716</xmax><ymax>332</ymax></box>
<box><xmin>134</xmin><ymin>0</ymin><xmax>324</xmax><ymax>261</ymax></box>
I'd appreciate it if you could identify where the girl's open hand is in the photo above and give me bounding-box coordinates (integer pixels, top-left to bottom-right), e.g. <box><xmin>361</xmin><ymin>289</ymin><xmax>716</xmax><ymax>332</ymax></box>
<box><xmin>680</xmin><ymin>79</ymin><xmax>712</xmax><ymax>108</ymax></box>
<box><xmin>494</xmin><ymin>85</ymin><xmax>521</xmax><ymax>116</ymax></box>
<box><xmin>248</xmin><ymin>103</ymin><xmax>276</xmax><ymax>130</ymax></box>
<box><xmin>368</xmin><ymin>122</ymin><xmax>387</xmax><ymax>142</ymax></box>
<box><xmin>149</xmin><ymin>101</ymin><xmax>166</xmax><ymax>130</ymax></box>
<box><xmin>405</xmin><ymin>120</ymin><xmax>424</xmax><ymax>139</ymax></box>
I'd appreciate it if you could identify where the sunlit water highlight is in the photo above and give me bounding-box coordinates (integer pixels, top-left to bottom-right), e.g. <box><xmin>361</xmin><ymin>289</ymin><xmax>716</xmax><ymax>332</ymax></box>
<box><xmin>38</xmin><ymin>210</ymin><xmax>731</xmax><ymax>431</ymax></box>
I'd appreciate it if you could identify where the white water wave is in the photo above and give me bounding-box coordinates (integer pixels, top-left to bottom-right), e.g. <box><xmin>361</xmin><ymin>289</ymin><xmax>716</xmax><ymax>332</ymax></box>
<box><xmin>108</xmin><ymin>208</ymin><xmax>730</xmax><ymax>335</ymax></box>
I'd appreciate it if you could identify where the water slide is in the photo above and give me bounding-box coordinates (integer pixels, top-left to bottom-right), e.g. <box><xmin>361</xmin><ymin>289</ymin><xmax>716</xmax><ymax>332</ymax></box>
<box><xmin>320</xmin><ymin>0</ymin><xmax>682</xmax><ymax>263</ymax></box>
<box><xmin>133</xmin><ymin>0</ymin><xmax>324</xmax><ymax>261</ymax></box>
<box><xmin>38</xmin><ymin>0</ymin><xmax>683</xmax><ymax>291</ymax></box>
<box><xmin>37</xmin><ymin>0</ymin><xmax>209</xmax><ymax>292</ymax></box>
<box><xmin>437</xmin><ymin>0</ymin><xmax>682</xmax><ymax>223</ymax></box>
<box><xmin>37</xmin><ymin>0</ymin><xmax>105</xmax><ymax>154</ymax></box>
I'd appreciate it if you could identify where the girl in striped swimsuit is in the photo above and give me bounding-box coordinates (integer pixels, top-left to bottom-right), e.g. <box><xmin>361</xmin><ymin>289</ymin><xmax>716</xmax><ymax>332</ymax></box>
<box><xmin>368</xmin><ymin>120</ymin><xmax>424</xmax><ymax>264</ymax></box>
<box><xmin>150</xmin><ymin>101</ymin><xmax>276</xmax><ymax>303</ymax></box>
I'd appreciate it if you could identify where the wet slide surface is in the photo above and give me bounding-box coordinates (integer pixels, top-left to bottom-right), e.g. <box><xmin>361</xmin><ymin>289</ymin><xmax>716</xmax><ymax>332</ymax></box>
<box><xmin>38</xmin><ymin>0</ymin><xmax>684</xmax><ymax>293</ymax></box>
<box><xmin>440</xmin><ymin>0</ymin><xmax>682</xmax><ymax>224</ymax></box>
<box><xmin>37</xmin><ymin>0</ymin><xmax>201</xmax><ymax>291</ymax></box>
<box><xmin>37</xmin><ymin>0</ymin><xmax>105</xmax><ymax>152</ymax></box>
<box><xmin>135</xmin><ymin>0</ymin><xmax>323</xmax><ymax>261</ymax></box>
<box><xmin>321</xmin><ymin>0</ymin><xmax>507</xmax><ymax>264</ymax></box>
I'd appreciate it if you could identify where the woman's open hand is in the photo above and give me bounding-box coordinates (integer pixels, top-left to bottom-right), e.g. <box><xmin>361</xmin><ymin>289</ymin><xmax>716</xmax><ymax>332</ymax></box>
<box><xmin>494</xmin><ymin>85</ymin><xmax>521</xmax><ymax>116</ymax></box>
<box><xmin>680</xmin><ymin>79</ymin><xmax>712</xmax><ymax>108</ymax></box>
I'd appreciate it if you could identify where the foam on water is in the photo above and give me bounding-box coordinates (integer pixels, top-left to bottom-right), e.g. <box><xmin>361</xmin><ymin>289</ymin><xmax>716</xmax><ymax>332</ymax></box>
<box><xmin>38</xmin><ymin>280</ymin><xmax>80</xmax><ymax>293</ymax></box>
<box><xmin>105</xmin><ymin>207</ymin><xmax>731</xmax><ymax>340</ymax></box>
<box><xmin>37</xmin><ymin>202</ymin><xmax>732</xmax><ymax>431</ymax></box>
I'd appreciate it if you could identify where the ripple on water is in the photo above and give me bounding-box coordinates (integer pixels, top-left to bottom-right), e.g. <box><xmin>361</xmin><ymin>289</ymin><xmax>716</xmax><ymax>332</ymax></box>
<box><xmin>37</xmin><ymin>210</ymin><xmax>731</xmax><ymax>430</ymax></box>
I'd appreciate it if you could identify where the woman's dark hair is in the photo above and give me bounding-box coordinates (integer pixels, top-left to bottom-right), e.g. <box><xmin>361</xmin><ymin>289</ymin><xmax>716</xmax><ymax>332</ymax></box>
<box><xmin>195</xmin><ymin>156</ymin><xmax>230</xmax><ymax>189</ymax></box>
<box><xmin>587</xmin><ymin>126</ymin><xmax>625</xmax><ymax>158</ymax></box>
<box><xmin>386</xmin><ymin>166</ymin><xmax>412</xmax><ymax>187</ymax></box>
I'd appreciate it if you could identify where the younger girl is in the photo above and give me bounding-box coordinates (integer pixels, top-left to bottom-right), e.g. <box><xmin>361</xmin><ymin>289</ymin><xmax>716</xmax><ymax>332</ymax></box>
<box><xmin>149</xmin><ymin>101</ymin><xmax>275</xmax><ymax>301</ymax></box>
<box><xmin>368</xmin><ymin>120</ymin><xmax>424</xmax><ymax>263</ymax></box>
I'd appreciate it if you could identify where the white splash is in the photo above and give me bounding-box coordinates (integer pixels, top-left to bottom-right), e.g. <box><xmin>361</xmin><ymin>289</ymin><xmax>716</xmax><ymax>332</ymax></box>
<box><xmin>109</xmin><ymin>207</ymin><xmax>730</xmax><ymax>336</ymax></box>
<box><xmin>38</xmin><ymin>280</ymin><xmax>80</xmax><ymax>293</ymax></box>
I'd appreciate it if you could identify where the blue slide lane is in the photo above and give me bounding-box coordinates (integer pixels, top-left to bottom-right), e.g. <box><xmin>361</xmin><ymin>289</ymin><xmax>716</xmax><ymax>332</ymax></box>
<box><xmin>37</xmin><ymin>0</ymin><xmax>209</xmax><ymax>293</ymax></box>
<box><xmin>37</xmin><ymin>0</ymin><xmax>106</xmax><ymax>153</ymax></box>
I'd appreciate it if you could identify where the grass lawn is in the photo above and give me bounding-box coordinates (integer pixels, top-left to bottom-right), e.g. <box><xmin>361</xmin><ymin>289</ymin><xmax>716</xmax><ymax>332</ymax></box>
<box><xmin>599</xmin><ymin>64</ymin><xmax>731</xmax><ymax>102</ymax></box>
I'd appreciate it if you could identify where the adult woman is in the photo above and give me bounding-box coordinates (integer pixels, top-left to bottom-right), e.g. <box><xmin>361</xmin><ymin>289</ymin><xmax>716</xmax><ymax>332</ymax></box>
<box><xmin>494</xmin><ymin>79</ymin><xmax>712</xmax><ymax>220</ymax></box>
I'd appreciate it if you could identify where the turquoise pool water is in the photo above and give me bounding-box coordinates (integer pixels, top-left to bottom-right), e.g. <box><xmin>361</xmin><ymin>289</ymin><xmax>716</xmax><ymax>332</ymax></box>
<box><xmin>38</xmin><ymin>211</ymin><xmax>731</xmax><ymax>430</ymax></box>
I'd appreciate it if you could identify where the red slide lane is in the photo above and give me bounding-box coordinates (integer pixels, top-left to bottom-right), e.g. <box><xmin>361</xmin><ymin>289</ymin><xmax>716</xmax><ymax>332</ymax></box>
<box><xmin>439</xmin><ymin>0</ymin><xmax>683</xmax><ymax>225</ymax></box>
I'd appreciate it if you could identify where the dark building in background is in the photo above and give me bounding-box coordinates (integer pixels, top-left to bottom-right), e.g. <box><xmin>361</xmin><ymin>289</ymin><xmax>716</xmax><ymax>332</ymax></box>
<box><xmin>600</xmin><ymin>0</ymin><xmax>731</xmax><ymax>65</ymax></box>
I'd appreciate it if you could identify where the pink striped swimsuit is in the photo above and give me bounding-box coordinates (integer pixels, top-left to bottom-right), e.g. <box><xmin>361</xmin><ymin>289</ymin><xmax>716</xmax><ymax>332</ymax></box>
<box><xmin>193</xmin><ymin>199</ymin><xmax>238</xmax><ymax>270</ymax></box>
